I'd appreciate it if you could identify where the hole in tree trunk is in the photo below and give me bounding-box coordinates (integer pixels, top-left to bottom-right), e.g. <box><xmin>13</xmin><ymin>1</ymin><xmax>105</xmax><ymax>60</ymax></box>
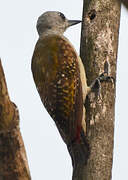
<box><xmin>88</xmin><ymin>9</ymin><xmax>96</xmax><ymax>20</ymax></box>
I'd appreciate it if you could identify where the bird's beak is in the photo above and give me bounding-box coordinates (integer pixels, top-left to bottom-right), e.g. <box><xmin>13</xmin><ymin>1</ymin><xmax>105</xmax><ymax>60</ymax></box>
<box><xmin>68</xmin><ymin>20</ymin><xmax>82</xmax><ymax>27</ymax></box>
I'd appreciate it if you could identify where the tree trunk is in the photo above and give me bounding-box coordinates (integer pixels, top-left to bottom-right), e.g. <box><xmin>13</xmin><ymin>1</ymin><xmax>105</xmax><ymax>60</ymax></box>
<box><xmin>70</xmin><ymin>0</ymin><xmax>121</xmax><ymax>179</ymax></box>
<box><xmin>0</xmin><ymin>60</ymin><xmax>31</xmax><ymax>180</ymax></box>
<box><xmin>79</xmin><ymin>0</ymin><xmax>121</xmax><ymax>179</ymax></box>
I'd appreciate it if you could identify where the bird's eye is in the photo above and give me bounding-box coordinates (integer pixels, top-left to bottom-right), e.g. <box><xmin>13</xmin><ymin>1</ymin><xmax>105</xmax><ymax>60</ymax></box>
<box><xmin>59</xmin><ymin>12</ymin><xmax>66</xmax><ymax>20</ymax></box>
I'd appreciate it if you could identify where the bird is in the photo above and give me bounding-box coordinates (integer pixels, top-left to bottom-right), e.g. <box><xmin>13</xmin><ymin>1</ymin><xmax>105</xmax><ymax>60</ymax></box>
<box><xmin>31</xmin><ymin>11</ymin><xmax>96</xmax><ymax>147</ymax></box>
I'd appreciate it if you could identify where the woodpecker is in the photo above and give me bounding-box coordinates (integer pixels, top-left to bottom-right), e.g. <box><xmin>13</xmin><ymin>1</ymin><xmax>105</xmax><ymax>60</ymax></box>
<box><xmin>31</xmin><ymin>11</ymin><xmax>100</xmax><ymax>145</ymax></box>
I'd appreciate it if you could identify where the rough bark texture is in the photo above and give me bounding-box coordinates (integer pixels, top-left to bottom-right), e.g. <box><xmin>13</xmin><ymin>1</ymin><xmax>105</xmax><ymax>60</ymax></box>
<box><xmin>78</xmin><ymin>0</ymin><xmax>121</xmax><ymax>180</ymax></box>
<box><xmin>0</xmin><ymin>60</ymin><xmax>31</xmax><ymax>180</ymax></box>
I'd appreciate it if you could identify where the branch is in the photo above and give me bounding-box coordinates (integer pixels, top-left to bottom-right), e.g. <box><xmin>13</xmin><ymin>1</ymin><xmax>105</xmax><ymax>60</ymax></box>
<box><xmin>79</xmin><ymin>0</ymin><xmax>121</xmax><ymax>179</ymax></box>
<box><xmin>0</xmin><ymin>60</ymin><xmax>31</xmax><ymax>179</ymax></box>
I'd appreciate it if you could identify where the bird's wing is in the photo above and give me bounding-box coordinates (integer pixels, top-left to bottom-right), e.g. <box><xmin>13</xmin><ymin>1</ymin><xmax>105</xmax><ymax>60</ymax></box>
<box><xmin>31</xmin><ymin>35</ymin><xmax>83</xmax><ymax>144</ymax></box>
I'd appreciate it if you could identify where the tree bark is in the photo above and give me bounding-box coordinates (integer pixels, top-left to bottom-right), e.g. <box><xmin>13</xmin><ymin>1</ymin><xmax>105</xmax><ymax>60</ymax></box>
<box><xmin>0</xmin><ymin>60</ymin><xmax>31</xmax><ymax>180</ymax></box>
<box><xmin>73</xmin><ymin>0</ymin><xmax>121</xmax><ymax>179</ymax></box>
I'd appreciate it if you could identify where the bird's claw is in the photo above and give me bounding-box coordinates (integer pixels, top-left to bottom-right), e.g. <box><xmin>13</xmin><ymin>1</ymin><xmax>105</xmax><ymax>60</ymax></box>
<box><xmin>90</xmin><ymin>73</ymin><xmax>115</xmax><ymax>97</ymax></box>
<box><xmin>98</xmin><ymin>72</ymin><xmax>115</xmax><ymax>84</ymax></box>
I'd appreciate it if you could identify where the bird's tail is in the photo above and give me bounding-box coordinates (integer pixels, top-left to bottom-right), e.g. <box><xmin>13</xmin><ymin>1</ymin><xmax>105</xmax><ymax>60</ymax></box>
<box><xmin>67</xmin><ymin>129</ymin><xmax>90</xmax><ymax>168</ymax></box>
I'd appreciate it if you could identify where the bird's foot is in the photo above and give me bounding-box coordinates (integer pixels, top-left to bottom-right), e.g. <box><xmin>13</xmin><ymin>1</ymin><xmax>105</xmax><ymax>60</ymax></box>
<box><xmin>90</xmin><ymin>73</ymin><xmax>115</xmax><ymax>96</ymax></box>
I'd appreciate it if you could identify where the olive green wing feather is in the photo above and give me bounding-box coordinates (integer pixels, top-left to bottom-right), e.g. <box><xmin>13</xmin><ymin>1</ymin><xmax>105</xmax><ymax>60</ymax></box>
<box><xmin>31</xmin><ymin>35</ymin><xmax>83</xmax><ymax>144</ymax></box>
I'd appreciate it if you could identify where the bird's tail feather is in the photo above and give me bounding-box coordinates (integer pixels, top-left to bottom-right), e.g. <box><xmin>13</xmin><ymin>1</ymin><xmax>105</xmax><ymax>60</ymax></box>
<box><xmin>67</xmin><ymin>129</ymin><xmax>90</xmax><ymax>168</ymax></box>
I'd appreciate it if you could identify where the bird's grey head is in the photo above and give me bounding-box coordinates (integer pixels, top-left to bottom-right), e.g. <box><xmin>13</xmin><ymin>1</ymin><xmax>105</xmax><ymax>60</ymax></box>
<box><xmin>37</xmin><ymin>11</ymin><xmax>81</xmax><ymax>36</ymax></box>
